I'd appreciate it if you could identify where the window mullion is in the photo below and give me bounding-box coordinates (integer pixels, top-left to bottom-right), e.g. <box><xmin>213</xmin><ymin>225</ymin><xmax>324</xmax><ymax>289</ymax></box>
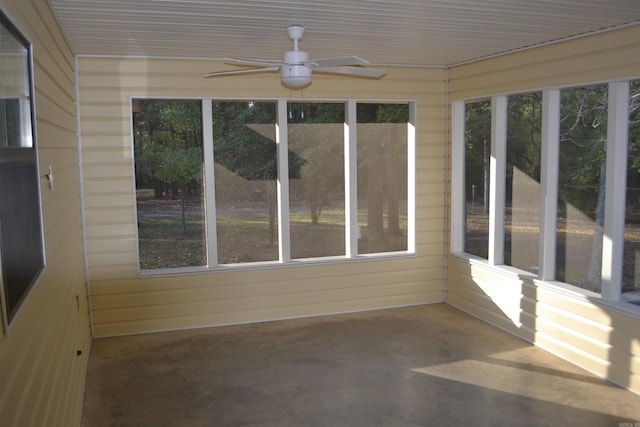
<box><xmin>345</xmin><ymin>101</ymin><xmax>358</xmax><ymax>257</ymax></box>
<box><xmin>601</xmin><ymin>81</ymin><xmax>630</xmax><ymax>300</ymax></box>
<box><xmin>202</xmin><ymin>99</ymin><xmax>218</xmax><ymax>267</ymax></box>
<box><xmin>539</xmin><ymin>89</ymin><xmax>560</xmax><ymax>281</ymax></box>
<box><xmin>489</xmin><ymin>95</ymin><xmax>506</xmax><ymax>265</ymax></box>
<box><xmin>450</xmin><ymin>101</ymin><xmax>465</xmax><ymax>253</ymax></box>
<box><xmin>277</xmin><ymin>100</ymin><xmax>291</xmax><ymax>263</ymax></box>
<box><xmin>407</xmin><ymin>102</ymin><xmax>417</xmax><ymax>253</ymax></box>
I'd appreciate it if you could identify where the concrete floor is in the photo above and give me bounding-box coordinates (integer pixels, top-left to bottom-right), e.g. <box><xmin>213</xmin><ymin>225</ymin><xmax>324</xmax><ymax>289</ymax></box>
<box><xmin>81</xmin><ymin>304</ymin><xmax>640</xmax><ymax>427</ymax></box>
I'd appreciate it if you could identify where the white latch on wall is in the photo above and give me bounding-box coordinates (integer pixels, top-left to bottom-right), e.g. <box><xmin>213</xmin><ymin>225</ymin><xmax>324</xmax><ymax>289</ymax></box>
<box><xmin>45</xmin><ymin>166</ymin><xmax>54</xmax><ymax>191</ymax></box>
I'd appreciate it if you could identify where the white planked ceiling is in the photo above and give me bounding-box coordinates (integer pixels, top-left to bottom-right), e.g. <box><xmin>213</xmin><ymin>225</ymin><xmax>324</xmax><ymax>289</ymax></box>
<box><xmin>48</xmin><ymin>0</ymin><xmax>640</xmax><ymax>67</ymax></box>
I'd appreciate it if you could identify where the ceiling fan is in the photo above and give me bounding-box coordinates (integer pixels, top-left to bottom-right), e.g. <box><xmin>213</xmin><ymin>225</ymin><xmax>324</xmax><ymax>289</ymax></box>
<box><xmin>204</xmin><ymin>25</ymin><xmax>386</xmax><ymax>89</ymax></box>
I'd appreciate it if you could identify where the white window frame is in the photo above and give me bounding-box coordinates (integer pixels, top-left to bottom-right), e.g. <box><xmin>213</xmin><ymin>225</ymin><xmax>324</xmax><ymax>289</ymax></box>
<box><xmin>451</xmin><ymin>80</ymin><xmax>638</xmax><ymax>308</ymax></box>
<box><xmin>134</xmin><ymin>98</ymin><xmax>417</xmax><ymax>275</ymax></box>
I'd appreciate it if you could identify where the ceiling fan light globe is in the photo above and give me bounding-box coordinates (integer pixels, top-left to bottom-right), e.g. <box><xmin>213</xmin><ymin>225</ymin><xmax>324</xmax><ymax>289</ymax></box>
<box><xmin>281</xmin><ymin>65</ymin><xmax>311</xmax><ymax>88</ymax></box>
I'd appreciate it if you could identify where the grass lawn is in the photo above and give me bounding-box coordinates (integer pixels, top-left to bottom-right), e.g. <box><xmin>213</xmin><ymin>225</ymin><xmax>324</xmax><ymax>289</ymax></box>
<box><xmin>137</xmin><ymin>192</ymin><xmax>407</xmax><ymax>269</ymax></box>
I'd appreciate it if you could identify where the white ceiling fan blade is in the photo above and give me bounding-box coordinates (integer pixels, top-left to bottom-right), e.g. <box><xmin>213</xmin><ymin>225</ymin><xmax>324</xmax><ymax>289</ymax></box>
<box><xmin>223</xmin><ymin>57</ymin><xmax>282</xmax><ymax>66</ymax></box>
<box><xmin>310</xmin><ymin>56</ymin><xmax>369</xmax><ymax>67</ymax></box>
<box><xmin>204</xmin><ymin>66</ymin><xmax>280</xmax><ymax>78</ymax></box>
<box><xmin>314</xmin><ymin>66</ymin><xmax>386</xmax><ymax>78</ymax></box>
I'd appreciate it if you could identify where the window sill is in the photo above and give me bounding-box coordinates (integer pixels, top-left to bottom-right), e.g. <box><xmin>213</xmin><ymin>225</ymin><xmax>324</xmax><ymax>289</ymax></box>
<box><xmin>138</xmin><ymin>251</ymin><xmax>416</xmax><ymax>278</ymax></box>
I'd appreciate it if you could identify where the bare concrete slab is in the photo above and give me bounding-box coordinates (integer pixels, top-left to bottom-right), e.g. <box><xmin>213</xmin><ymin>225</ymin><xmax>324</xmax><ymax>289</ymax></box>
<box><xmin>81</xmin><ymin>304</ymin><xmax>640</xmax><ymax>426</ymax></box>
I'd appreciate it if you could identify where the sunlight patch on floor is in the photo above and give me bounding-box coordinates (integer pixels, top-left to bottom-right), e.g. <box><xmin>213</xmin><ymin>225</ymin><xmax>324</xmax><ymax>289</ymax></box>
<box><xmin>412</xmin><ymin>348</ymin><xmax>625</xmax><ymax>416</ymax></box>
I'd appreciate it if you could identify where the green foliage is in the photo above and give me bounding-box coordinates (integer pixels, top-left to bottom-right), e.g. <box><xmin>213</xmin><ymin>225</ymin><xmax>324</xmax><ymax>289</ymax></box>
<box><xmin>133</xmin><ymin>100</ymin><xmax>204</xmax><ymax>235</ymax></box>
<box><xmin>357</xmin><ymin>102</ymin><xmax>409</xmax><ymax>123</ymax></box>
<box><xmin>287</xmin><ymin>102</ymin><xmax>344</xmax><ymax>123</ymax></box>
<box><xmin>133</xmin><ymin>100</ymin><xmax>203</xmax><ymax>195</ymax></box>
<box><xmin>155</xmin><ymin>147</ymin><xmax>202</xmax><ymax>186</ymax></box>
<box><xmin>557</xmin><ymin>85</ymin><xmax>609</xmax><ymax>217</ymax></box>
<box><xmin>507</xmin><ymin>92</ymin><xmax>542</xmax><ymax>182</ymax></box>
<box><xmin>464</xmin><ymin>100</ymin><xmax>492</xmax><ymax>204</ymax></box>
<box><xmin>212</xmin><ymin>101</ymin><xmax>304</xmax><ymax>180</ymax></box>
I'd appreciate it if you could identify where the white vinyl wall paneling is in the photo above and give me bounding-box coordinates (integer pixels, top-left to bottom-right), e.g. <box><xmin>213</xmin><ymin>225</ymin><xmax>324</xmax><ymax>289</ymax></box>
<box><xmin>447</xmin><ymin>25</ymin><xmax>640</xmax><ymax>395</ymax></box>
<box><xmin>77</xmin><ymin>59</ymin><xmax>447</xmax><ymax>337</ymax></box>
<box><xmin>0</xmin><ymin>0</ymin><xmax>91</xmax><ymax>426</ymax></box>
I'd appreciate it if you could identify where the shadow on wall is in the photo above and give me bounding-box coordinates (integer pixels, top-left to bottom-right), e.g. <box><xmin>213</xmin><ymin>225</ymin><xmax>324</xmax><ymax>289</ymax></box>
<box><xmin>447</xmin><ymin>257</ymin><xmax>640</xmax><ymax>401</ymax></box>
<box><xmin>587</xmin><ymin>295</ymin><xmax>640</xmax><ymax>396</ymax></box>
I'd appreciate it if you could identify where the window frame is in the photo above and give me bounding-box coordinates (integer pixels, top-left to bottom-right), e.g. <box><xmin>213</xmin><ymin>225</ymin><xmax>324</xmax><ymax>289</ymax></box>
<box><xmin>0</xmin><ymin>9</ymin><xmax>44</xmax><ymax>332</ymax></box>
<box><xmin>451</xmin><ymin>80</ymin><xmax>640</xmax><ymax>312</ymax></box>
<box><xmin>132</xmin><ymin>97</ymin><xmax>417</xmax><ymax>275</ymax></box>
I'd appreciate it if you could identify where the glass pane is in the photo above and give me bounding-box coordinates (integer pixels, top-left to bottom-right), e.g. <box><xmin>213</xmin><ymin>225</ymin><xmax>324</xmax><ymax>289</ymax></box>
<box><xmin>0</xmin><ymin>98</ymin><xmax>21</xmax><ymax>147</ymax></box>
<box><xmin>0</xmin><ymin>17</ymin><xmax>32</xmax><ymax>148</ymax></box>
<box><xmin>556</xmin><ymin>85</ymin><xmax>608</xmax><ymax>292</ymax></box>
<box><xmin>0</xmin><ymin>162</ymin><xmax>44</xmax><ymax>321</ymax></box>
<box><xmin>357</xmin><ymin>103</ymin><xmax>408</xmax><ymax>254</ymax></box>
<box><xmin>212</xmin><ymin>101</ymin><xmax>279</xmax><ymax>264</ymax></box>
<box><xmin>464</xmin><ymin>100</ymin><xmax>491</xmax><ymax>258</ymax></box>
<box><xmin>624</xmin><ymin>80</ymin><xmax>640</xmax><ymax>294</ymax></box>
<box><xmin>288</xmin><ymin>102</ymin><xmax>345</xmax><ymax>259</ymax></box>
<box><xmin>133</xmin><ymin>100</ymin><xmax>206</xmax><ymax>269</ymax></box>
<box><xmin>505</xmin><ymin>93</ymin><xmax>542</xmax><ymax>272</ymax></box>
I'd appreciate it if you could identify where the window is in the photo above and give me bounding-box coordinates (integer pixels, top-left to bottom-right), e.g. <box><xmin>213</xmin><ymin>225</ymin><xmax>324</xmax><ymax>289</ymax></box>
<box><xmin>133</xmin><ymin>99</ymin><xmax>415</xmax><ymax>271</ymax></box>
<box><xmin>212</xmin><ymin>101</ymin><xmax>279</xmax><ymax>264</ymax></box>
<box><xmin>557</xmin><ymin>85</ymin><xmax>608</xmax><ymax>292</ymax></box>
<box><xmin>463</xmin><ymin>100</ymin><xmax>491</xmax><ymax>258</ymax></box>
<box><xmin>288</xmin><ymin>102</ymin><xmax>345</xmax><ymax>259</ymax></box>
<box><xmin>133</xmin><ymin>100</ymin><xmax>205</xmax><ymax>269</ymax></box>
<box><xmin>453</xmin><ymin>80</ymin><xmax>640</xmax><ymax>306</ymax></box>
<box><xmin>357</xmin><ymin>103</ymin><xmax>409</xmax><ymax>254</ymax></box>
<box><xmin>505</xmin><ymin>93</ymin><xmax>542</xmax><ymax>272</ymax></box>
<box><xmin>0</xmin><ymin>10</ymin><xmax>44</xmax><ymax>328</ymax></box>
<box><xmin>624</xmin><ymin>80</ymin><xmax>640</xmax><ymax>295</ymax></box>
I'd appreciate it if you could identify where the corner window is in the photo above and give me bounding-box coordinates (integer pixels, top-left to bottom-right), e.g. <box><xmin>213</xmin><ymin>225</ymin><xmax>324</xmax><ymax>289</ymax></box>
<box><xmin>557</xmin><ymin>85</ymin><xmax>608</xmax><ymax>292</ymax></box>
<box><xmin>463</xmin><ymin>99</ymin><xmax>491</xmax><ymax>258</ymax></box>
<box><xmin>0</xmin><ymin>10</ymin><xmax>44</xmax><ymax>328</ymax></box>
<box><xmin>133</xmin><ymin>99</ymin><xmax>415</xmax><ymax>272</ymax></box>
<box><xmin>624</xmin><ymin>80</ymin><xmax>640</xmax><ymax>296</ymax></box>
<box><xmin>453</xmin><ymin>80</ymin><xmax>640</xmax><ymax>306</ymax></box>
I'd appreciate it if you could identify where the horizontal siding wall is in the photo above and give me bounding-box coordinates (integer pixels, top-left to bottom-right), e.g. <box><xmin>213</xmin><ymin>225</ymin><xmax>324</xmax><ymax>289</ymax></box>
<box><xmin>0</xmin><ymin>0</ymin><xmax>92</xmax><ymax>426</ymax></box>
<box><xmin>449</xmin><ymin>24</ymin><xmax>640</xmax><ymax>99</ymax></box>
<box><xmin>77</xmin><ymin>58</ymin><xmax>447</xmax><ymax>337</ymax></box>
<box><xmin>446</xmin><ymin>24</ymin><xmax>640</xmax><ymax>395</ymax></box>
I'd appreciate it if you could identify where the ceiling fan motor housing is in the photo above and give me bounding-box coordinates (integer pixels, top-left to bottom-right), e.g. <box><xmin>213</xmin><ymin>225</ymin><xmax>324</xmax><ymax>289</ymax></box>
<box><xmin>205</xmin><ymin>24</ymin><xmax>384</xmax><ymax>89</ymax></box>
<box><xmin>281</xmin><ymin>50</ymin><xmax>311</xmax><ymax>88</ymax></box>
